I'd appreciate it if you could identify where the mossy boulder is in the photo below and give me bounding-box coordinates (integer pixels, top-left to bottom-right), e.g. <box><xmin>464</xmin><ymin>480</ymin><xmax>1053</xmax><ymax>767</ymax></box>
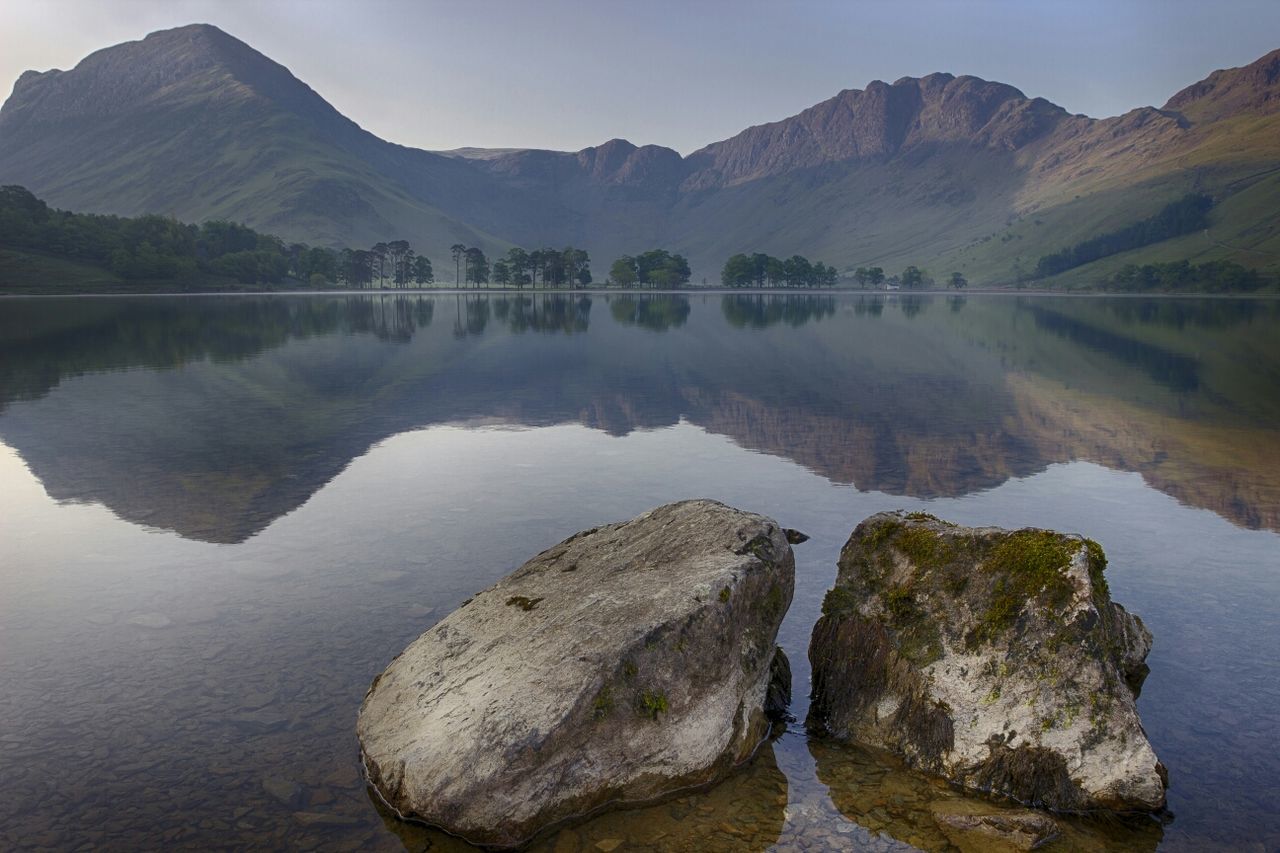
<box><xmin>357</xmin><ymin>499</ymin><xmax>795</xmax><ymax>848</ymax></box>
<box><xmin>807</xmin><ymin>511</ymin><xmax>1166</xmax><ymax>813</ymax></box>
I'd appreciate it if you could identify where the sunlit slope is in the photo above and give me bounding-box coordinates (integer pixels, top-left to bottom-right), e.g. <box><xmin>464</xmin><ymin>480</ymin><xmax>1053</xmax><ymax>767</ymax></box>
<box><xmin>937</xmin><ymin>106</ymin><xmax>1280</xmax><ymax>283</ymax></box>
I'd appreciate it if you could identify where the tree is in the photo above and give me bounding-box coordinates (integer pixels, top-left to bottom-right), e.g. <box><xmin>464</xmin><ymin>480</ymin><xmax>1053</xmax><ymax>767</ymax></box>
<box><xmin>868</xmin><ymin>267</ymin><xmax>885</xmax><ymax>286</ymax></box>
<box><xmin>949</xmin><ymin>271</ymin><xmax>968</xmax><ymax>290</ymax></box>
<box><xmin>529</xmin><ymin>249</ymin><xmax>543</xmax><ymax>287</ymax></box>
<box><xmin>371</xmin><ymin>242</ymin><xmax>390</xmax><ymax>287</ymax></box>
<box><xmin>387</xmin><ymin>240</ymin><xmax>411</xmax><ymax>287</ymax></box>
<box><xmin>721</xmin><ymin>254</ymin><xmax>754</xmax><ymax>287</ymax></box>
<box><xmin>783</xmin><ymin>255</ymin><xmax>813</xmax><ymax>287</ymax></box>
<box><xmin>901</xmin><ymin>266</ymin><xmax>925</xmax><ymax>288</ymax></box>
<box><xmin>563</xmin><ymin>247</ymin><xmax>590</xmax><ymax>288</ymax></box>
<box><xmin>492</xmin><ymin>259</ymin><xmax>511</xmax><ymax>287</ymax></box>
<box><xmin>610</xmin><ymin>256</ymin><xmax>638</xmax><ymax>288</ymax></box>
<box><xmin>543</xmin><ymin>249</ymin><xmax>566</xmax><ymax>287</ymax></box>
<box><xmin>464</xmin><ymin>247</ymin><xmax>489</xmax><ymax>287</ymax></box>
<box><xmin>451</xmin><ymin>243</ymin><xmax>466</xmax><ymax>287</ymax></box>
<box><xmin>412</xmin><ymin>254</ymin><xmax>434</xmax><ymax>285</ymax></box>
<box><xmin>504</xmin><ymin>248</ymin><xmax>530</xmax><ymax>289</ymax></box>
<box><xmin>571</xmin><ymin>249</ymin><xmax>592</xmax><ymax>287</ymax></box>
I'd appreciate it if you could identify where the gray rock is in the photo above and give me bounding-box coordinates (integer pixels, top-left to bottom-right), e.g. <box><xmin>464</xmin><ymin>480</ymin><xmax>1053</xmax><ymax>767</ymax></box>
<box><xmin>807</xmin><ymin>511</ymin><xmax>1166</xmax><ymax>813</ymax></box>
<box><xmin>358</xmin><ymin>499</ymin><xmax>795</xmax><ymax>848</ymax></box>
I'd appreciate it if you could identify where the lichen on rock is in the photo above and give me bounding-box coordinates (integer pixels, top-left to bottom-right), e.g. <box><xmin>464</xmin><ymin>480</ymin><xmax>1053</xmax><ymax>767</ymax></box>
<box><xmin>807</xmin><ymin>511</ymin><xmax>1166</xmax><ymax>813</ymax></box>
<box><xmin>357</xmin><ymin>499</ymin><xmax>795</xmax><ymax>848</ymax></box>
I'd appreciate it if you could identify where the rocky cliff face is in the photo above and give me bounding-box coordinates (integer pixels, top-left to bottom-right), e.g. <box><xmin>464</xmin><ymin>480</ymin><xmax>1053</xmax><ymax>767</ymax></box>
<box><xmin>1164</xmin><ymin>48</ymin><xmax>1280</xmax><ymax>121</ymax></box>
<box><xmin>682</xmin><ymin>74</ymin><xmax>1068</xmax><ymax>190</ymax></box>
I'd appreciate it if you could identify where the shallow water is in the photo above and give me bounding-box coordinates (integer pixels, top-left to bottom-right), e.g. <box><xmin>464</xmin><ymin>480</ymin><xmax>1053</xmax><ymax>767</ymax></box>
<box><xmin>1</xmin><ymin>292</ymin><xmax>1277</xmax><ymax>851</ymax></box>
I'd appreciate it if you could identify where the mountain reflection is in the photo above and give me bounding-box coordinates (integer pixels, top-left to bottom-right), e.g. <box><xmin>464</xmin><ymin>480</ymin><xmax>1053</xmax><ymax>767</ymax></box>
<box><xmin>1</xmin><ymin>293</ymin><xmax>1277</xmax><ymax>542</ymax></box>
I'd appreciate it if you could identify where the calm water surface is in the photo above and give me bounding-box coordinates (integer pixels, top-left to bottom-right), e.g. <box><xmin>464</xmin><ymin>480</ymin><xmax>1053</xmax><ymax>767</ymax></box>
<box><xmin>1</xmin><ymin>293</ymin><xmax>1277</xmax><ymax>852</ymax></box>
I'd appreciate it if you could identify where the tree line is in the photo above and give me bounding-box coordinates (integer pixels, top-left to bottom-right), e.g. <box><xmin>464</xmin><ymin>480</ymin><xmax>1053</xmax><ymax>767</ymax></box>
<box><xmin>340</xmin><ymin>242</ymin><xmax>433</xmax><ymax>288</ymax></box>
<box><xmin>1035</xmin><ymin>193</ymin><xmax>1213</xmax><ymax>278</ymax></box>
<box><xmin>609</xmin><ymin>250</ymin><xmax>692</xmax><ymax>288</ymax></box>
<box><xmin>443</xmin><ymin>245</ymin><xmax>594</xmax><ymax>288</ymax></box>
<box><xmin>721</xmin><ymin>253</ymin><xmax>838</xmax><ymax>288</ymax></box>
<box><xmin>1107</xmin><ymin>259</ymin><xmax>1265</xmax><ymax>293</ymax></box>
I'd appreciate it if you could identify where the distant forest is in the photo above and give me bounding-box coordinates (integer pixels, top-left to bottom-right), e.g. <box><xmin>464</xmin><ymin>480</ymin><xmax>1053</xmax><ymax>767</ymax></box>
<box><xmin>1035</xmin><ymin>193</ymin><xmax>1213</xmax><ymax>278</ymax></box>
<box><xmin>1108</xmin><ymin>260</ymin><xmax>1265</xmax><ymax>292</ymax></box>
<box><xmin>0</xmin><ymin>184</ymin><xmax>403</xmax><ymax>286</ymax></box>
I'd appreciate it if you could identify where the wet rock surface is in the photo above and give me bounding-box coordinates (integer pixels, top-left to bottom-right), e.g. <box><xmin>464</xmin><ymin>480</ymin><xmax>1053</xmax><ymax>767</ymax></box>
<box><xmin>807</xmin><ymin>511</ymin><xmax>1167</xmax><ymax>813</ymax></box>
<box><xmin>357</xmin><ymin>499</ymin><xmax>795</xmax><ymax>848</ymax></box>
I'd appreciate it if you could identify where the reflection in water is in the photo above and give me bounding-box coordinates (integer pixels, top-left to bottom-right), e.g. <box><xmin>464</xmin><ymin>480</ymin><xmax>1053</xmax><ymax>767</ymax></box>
<box><xmin>854</xmin><ymin>295</ymin><xmax>885</xmax><ymax>317</ymax></box>
<box><xmin>1</xmin><ymin>294</ymin><xmax>1278</xmax><ymax>851</ymax></box>
<box><xmin>500</xmin><ymin>294</ymin><xmax>593</xmax><ymax>334</ymax></box>
<box><xmin>899</xmin><ymin>294</ymin><xmax>927</xmax><ymax>318</ymax></box>
<box><xmin>452</xmin><ymin>294</ymin><xmax>489</xmax><ymax>337</ymax></box>
<box><xmin>1027</xmin><ymin>304</ymin><xmax>1200</xmax><ymax>392</ymax></box>
<box><xmin>809</xmin><ymin>739</ymin><xmax>1163</xmax><ymax>852</ymax></box>
<box><xmin>721</xmin><ymin>294</ymin><xmax>836</xmax><ymax>328</ymax></box>
<box><xmin>1</xmin><ymin>294</ymin><xmax>1279</xmax><ymax>542</ymax></box>
<box><xmin>375</xmin><ymin>740</ymin><xmax>787</xmax><ymax>852</ymax></box>
<box><xmin>608</xmin><ymin>294</ymin><xmax>690</xmax><ymax>331</ymax></box>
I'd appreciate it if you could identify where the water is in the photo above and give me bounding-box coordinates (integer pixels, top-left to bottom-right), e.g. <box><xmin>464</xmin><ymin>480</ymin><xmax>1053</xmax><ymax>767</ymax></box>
<box><xmin>0</xmin><ymin>292</ymin><xmax>1277</xmax><ymax>851</ymax></box>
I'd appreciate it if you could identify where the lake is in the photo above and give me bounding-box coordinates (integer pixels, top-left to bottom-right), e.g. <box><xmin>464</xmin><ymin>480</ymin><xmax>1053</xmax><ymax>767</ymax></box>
<box><xmin>1</xmin><ymin>292</ymin><xmax>1277</xmax><ymax>852</ymax></box>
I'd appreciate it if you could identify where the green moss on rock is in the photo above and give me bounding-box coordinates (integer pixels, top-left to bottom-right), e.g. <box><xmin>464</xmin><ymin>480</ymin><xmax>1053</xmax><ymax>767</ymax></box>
<box><xmin>970</xmin><ymin>531</ymin><xmax>1079</xmax><ymax>647</ymax></box>
<box><xmin>636</xmin><ymin>690</ymin><xmax>669</xmax><ymax>721</ymax></box>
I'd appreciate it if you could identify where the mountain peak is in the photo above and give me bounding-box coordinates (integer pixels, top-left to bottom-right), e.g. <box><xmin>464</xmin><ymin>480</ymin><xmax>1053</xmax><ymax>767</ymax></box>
<box><xmin>0</xmin><ymin>21</ymin><xmax>318</xmax><ymax>127</ymax></box>
<box><xmin>1164</xmin><ymin>48</ymin><xmax>1280</xmax><ymax>122</ymax></box>
<box><xmin>686</xmin><ymin>69</ymin><xmax>1063</xmax><ymax>187</ymax></box>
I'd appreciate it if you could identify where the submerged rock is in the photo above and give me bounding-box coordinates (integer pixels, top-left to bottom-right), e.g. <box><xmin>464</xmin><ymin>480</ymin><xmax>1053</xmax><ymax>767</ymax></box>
<box><xmin>930</xmin><ymin>800</ymin><xmax>1059</xmax><ymax>852</ymax></box>
<box><xmin>807</xmin><ymin>511</ymin><xmax>1166</xmax><ymax>813</ymax></box>
<box><xmin>357</xmin><ymin>499</ymin><xmax>795</xmax><ymax>848</ymax></box>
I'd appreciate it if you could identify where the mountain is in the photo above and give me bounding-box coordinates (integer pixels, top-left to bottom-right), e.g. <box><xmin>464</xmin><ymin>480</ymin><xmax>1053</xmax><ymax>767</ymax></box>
<box><xmin>1</xmin><ymin>24</ymin><xmax>1278</xmax><ymax>283</ymax></box>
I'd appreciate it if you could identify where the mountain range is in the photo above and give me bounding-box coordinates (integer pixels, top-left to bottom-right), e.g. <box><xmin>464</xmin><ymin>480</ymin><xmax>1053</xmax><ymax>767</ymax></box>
<box><xmin>1</xmin><ymin>23</ymin><xmax>1278</xmax><ymax>284</ymax></box>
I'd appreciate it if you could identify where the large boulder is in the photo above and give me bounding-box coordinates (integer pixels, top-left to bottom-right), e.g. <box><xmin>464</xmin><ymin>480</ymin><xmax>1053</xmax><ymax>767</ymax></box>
<box><xmin>807</xmin><ymin>511</ymin><xmax>1166</xmax><ymax>813</ymax></box>
<box><xmin>358</xmin><ymin>499</ymin><xmax>795</xmax><ymax>848</ymax></box>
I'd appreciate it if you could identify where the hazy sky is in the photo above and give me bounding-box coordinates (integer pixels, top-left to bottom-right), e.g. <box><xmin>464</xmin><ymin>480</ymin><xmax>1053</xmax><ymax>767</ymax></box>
<box><xmin>2</xmin><ymin>0</ymin><xmax>1278</xmax><ymax>154</ymax></box>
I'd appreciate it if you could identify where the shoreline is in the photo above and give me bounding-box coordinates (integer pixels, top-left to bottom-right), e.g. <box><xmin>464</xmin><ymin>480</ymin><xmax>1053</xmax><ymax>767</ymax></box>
<box><xmin>3</xmin><ymin>287</ymin><xmax>1278</xmax><ymax>300</ymax></box>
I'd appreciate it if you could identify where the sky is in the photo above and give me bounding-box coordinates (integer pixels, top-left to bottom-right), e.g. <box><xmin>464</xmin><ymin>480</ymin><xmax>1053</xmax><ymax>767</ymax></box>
<box><xmin>1</xmin><ymin>0</ymin><xmax>1278</xmax><ymax>154</ymax></box>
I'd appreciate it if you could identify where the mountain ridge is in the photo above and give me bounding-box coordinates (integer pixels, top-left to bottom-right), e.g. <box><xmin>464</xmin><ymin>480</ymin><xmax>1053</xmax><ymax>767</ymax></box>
<box><xmin>2</xmin><ymin>23</ymin><xmax>1277</xmax><ymax>283</ymax></box>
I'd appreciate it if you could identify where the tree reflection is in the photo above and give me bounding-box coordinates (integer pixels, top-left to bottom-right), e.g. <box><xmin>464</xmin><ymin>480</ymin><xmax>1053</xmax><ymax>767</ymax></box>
<box><xmin>721</xmin><ymin>294</ymin><xmax>836</xmax><ymax>329</ymax></box>
<box><xmin>609</xmin><ymin>294</ymin><xmax>691</xmax><ymax>331</ymax></box>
